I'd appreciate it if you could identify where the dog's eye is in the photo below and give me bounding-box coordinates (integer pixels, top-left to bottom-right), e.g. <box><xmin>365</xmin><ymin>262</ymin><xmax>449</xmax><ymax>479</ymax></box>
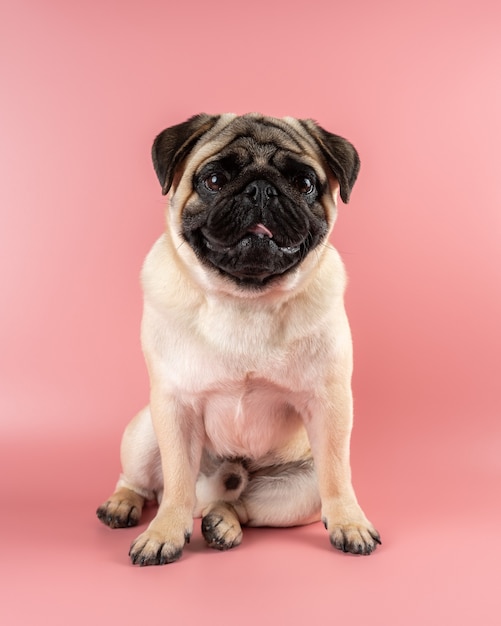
<box><xmin>204</xmin><ymin>172</ymin><xmax>229</xmax><ymax>192</ymax></box>
<box><xmin>291</xmin><ymin>175</ymin><xmax>315</xmax><ymax>195</ymax></box>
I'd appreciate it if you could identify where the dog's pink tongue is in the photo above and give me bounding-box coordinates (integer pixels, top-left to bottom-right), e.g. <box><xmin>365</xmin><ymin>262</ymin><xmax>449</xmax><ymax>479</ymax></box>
<box><xmin>247</xmin><ymin>223</ymin><xmax>273</xmax><ymax>238</ymax></box>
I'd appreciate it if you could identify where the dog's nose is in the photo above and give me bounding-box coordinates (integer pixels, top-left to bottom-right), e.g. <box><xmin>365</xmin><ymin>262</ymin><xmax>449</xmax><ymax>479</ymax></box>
<box><xmin>244</xmin><ymin>180</ymin><xmax>278</xmax><ymax>205</ymax></box>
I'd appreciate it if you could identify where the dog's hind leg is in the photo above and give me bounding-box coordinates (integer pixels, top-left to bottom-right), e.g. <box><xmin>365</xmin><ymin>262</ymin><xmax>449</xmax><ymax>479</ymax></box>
<box><xmin>240</xmin><ymin>459</ymin><xmax>321</xmax><ymax>527</ymax></box>
<box><xmin>96</xmin><ymin>406</ymin><xmax>161</xmax><ymax>528</ymax></box>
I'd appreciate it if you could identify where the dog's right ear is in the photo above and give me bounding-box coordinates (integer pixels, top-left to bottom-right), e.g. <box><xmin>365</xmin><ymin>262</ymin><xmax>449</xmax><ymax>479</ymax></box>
<box><xmin>152</xmin><ymin>114</ymin><xmax>221</xmax><ymax>195</ymax></box>
<box><xmin>299</xmin><ymin>119</ymin><xmax>360</xmax><ymax>204</ymax></box>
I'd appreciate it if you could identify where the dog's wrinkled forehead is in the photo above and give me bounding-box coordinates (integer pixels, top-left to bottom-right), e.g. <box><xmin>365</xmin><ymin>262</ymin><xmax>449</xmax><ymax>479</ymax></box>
<box><xmin>205</xmin><ymin>119</ymin><xmax>321</xmax><ymax>172</ymax></box>
<box><xmin>177</xmin><ymin>116</ymin><xmax>326</xmax><ymax>201</ymax></box>
<box><xmin>220</xmin><ymin>116</ymin><xmax>308</xmax><ymax>154</ymax></box>
<box><xmin>203</xmin><ymin>125</ymin><xmax>326</xmax><ymax>182</ymax></box>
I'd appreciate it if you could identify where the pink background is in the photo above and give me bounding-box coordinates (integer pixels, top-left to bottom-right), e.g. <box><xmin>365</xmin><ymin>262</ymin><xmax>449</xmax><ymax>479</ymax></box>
<box><xmin>1</xmin><ymin>0</ymin><xmax>500</xmax><ymax>623</ymax></box>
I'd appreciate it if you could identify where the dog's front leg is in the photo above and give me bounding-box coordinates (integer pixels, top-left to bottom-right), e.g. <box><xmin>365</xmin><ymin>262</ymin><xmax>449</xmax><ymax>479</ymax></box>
<box><xmin>129</xmin><ymin>391</ymin><xmax>203</xmax><ymax>566</ymax></box>
<box><xmin>305</xmin><ymin>383</ymin><xmax>381</xmax><ymax>556</ymax></box>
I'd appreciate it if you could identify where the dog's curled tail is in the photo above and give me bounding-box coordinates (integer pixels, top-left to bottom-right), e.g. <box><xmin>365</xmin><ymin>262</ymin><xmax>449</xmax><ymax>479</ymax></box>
<box><xmin>194</xmin><ymin>459</ymin><xmax>249</xmax><ymax>517</ymax></box>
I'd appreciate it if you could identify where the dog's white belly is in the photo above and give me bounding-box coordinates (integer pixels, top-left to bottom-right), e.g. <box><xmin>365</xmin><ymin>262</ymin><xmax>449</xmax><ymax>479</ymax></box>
<box><xmin>201</xmin><ymin>379</ymin><xmax>305</xmax><ymax>460</ymax></box>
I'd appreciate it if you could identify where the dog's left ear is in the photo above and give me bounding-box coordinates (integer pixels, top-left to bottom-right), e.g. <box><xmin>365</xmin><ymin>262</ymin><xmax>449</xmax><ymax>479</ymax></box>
<box><xmin>300</xmin><ymin>119</ymin><xmax>360</xmax><ymax>203</ymax></box>
<box><xmin>152</xmin><ymin>113</ymin><xmax>221</xmax><ymax>195</ymax></box>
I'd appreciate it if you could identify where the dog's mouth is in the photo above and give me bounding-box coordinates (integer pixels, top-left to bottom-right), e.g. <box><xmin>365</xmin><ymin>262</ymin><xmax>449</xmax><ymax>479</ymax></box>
<box><xmin>186</xmin><ymin>224</ymin><xmax>306</xmax><ymax>286</ymax></box>
<box><xmin>203</xmin><ymin>224</ymin><xmax>301</xmax><ymax>256</ymax></box>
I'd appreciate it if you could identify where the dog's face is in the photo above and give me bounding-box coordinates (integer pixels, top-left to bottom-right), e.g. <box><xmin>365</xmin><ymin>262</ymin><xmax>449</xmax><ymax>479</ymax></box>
<box><xmin>152</xmin><ymin>113</ymin><xmax>360</xmax><ymax>291</ymax></box>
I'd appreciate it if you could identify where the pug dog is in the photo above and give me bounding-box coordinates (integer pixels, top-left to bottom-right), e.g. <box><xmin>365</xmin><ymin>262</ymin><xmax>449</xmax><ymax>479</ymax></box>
<box><xmin>96</xmin><ymin>113</ymin><xmax>381</xmax><ymax>565</ymax></box>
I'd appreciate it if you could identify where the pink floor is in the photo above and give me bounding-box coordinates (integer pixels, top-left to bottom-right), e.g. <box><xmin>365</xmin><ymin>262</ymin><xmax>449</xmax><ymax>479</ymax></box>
<box><xmin>4</xmin><ymin>405</ymin><xmax>500</xmax><ymax>625</ymax></box>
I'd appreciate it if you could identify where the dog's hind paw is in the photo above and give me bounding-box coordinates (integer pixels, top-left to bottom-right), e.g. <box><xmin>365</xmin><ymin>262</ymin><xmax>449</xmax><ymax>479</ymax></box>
<box><xmin>96</xmin><ymin>487</ymin><xmax>144</xmax><ymax>529</ymax></box>
<box><xmin>202</xmin><ymin>503</ymin><xmax>243</xmax><ymax>550</ymax></box>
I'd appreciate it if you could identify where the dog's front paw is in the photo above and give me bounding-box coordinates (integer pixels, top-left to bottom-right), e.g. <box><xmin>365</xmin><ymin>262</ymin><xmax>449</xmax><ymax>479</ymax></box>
<box><xmin>322</xmin><ymin>499</ymin><xmax>381</xmax><ymax>556</ymax></box>
<box><xmin>323</xmin><ymin>516</ymin><xmax>381</xmax><ymax>556</ymax></box>
<box><xmin>129</xmin><ymin>527</ymin><xmax>190</xmax><ymax>566</ymax></box>
<box><xmin>201</xmin><ymin>503</ymin><xmax>243</xmax><ymax>550</ymax></box>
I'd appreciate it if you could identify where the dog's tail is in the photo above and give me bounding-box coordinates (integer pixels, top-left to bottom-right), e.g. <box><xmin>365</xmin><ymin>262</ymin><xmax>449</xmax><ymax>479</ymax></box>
<box><xmin>194</xmin><ymin>459</ymin><xmax>249</xmax><ymax>517</ymax></box>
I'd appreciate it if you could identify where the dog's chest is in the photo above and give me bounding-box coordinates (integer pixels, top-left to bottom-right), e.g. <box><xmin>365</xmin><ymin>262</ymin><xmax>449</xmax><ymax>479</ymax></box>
<box><xmin>202</xmin><ymin>377</ymin><xmax>303</xmax><ymax>460</ymax></box>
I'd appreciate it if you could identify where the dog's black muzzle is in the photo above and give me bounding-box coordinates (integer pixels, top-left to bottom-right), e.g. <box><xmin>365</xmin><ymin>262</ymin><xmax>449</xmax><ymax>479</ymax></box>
<box><xmin>182</xmin><ymin>178</ymin><xmax>325</xmax><ymax>287</ymax></box>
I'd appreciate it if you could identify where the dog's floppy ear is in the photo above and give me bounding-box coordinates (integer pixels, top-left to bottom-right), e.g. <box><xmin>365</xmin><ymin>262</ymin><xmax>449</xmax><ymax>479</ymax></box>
<box><xmin>300</xmin><ymin>119</ymin><xmax>360</xmax><ymax>203</ymax></box>
<box><xmin>152</xmin><ymin>114</ymin><xmax>221</xmax><ymax>195</ymax></box>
